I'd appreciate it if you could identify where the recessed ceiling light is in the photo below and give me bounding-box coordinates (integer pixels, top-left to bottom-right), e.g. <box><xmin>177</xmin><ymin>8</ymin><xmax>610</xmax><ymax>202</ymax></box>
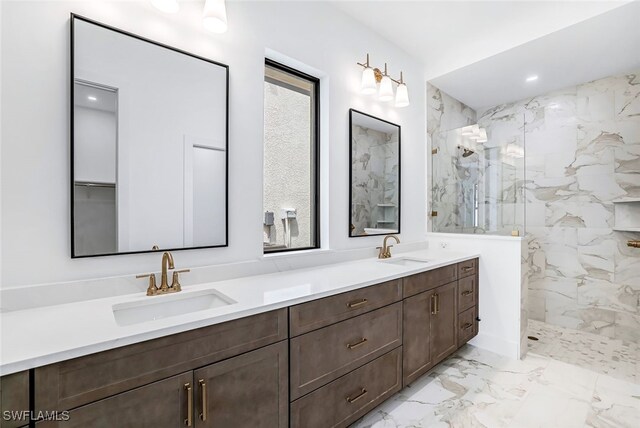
<box><xmin>526</xmin><ymin>75</ymin><xmax>539</xmax><ymax>82</ymax></box>
<box><xmin>87</xmin><ymin>96</ymin><xmax>97</xmax><ymax>101</ymax></box>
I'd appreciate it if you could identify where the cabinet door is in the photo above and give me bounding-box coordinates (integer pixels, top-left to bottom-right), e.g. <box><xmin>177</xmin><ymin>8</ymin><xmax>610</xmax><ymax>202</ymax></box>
<box><xmin>402</xmin><ymin>291</ymin><xmax>433</xmax><ymax>386</ymax></box>
<box><xmin>430</xmin><ymin>281</ymin><xmax>458</xmax><ymax>364</ymax></box>
<box><xmin>37</xmin><ymin>372</ymin><xmax>193</xmax><ymax>428</ymax></box>
<box><xmin>194</xmin><ymin>341</ymin><xmax>288</xmax><ymax>428</ymax></box>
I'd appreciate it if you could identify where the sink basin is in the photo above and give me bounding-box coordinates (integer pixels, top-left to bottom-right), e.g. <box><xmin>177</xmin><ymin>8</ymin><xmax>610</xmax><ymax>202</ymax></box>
<box><xmin>113</xmin><ymin>289</ymin><xmax>235</xmax><ymax>326</ymax></box>
<box><xmin>380</xmin><ymin>257</ymin><xmax>432</xmax><ymax>267</ymax></box>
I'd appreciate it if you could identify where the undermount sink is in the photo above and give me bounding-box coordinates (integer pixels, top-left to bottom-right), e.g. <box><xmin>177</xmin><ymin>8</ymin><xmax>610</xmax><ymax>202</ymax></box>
<box><xmin>380</xmin><ymin>257</ymin><xmax>432</xmax><ymax>267</ymax></box>
<box><xmin>113</xmin><ymin>289</ymin><xmax>236</xmax><ymax>326</ymax></box>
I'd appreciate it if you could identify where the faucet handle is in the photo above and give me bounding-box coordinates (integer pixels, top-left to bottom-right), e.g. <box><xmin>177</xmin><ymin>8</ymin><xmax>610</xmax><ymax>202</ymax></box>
<box><xmin>171</xmin><ymin>269</ymin><xmax>190</xmax><ymax>291</ymax></box>
<box><xmin>136</xmin><ymin>273</ymin><xmax>158</xmax><ymax>296</ymax></box>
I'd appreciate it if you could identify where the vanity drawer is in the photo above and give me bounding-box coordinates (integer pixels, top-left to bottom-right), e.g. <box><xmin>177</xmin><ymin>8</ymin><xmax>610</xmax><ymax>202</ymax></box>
<box><xmin>289</xmin><ymin>279</ymin><xmax>402</xmax><ymax>336</ymax></box>
<box><xmin>458</xmin><ymin>274</ymin><xmax>477</xmax><ymax>313</ymax></box>
<box><xmin>403</xmin><ymin>264</ymin><xmax>457</xmax><ymax>298</ymax></box>
<box><xmin>290</xmin><ymin>302</ymin><xmax>402</xmax><ymax>400</ymax></box>
<box><xmin>290</xmin><ymin>347</ymin><xmax>402</xmax><ymax>428</ymax></box>
<box><xmin>35</xmin><ymin>309</ymin><xmax>287</xmax><ymax>412</ymax></box>
<box><xmin>458</xmin><ymin>306</ymin><xmax>478</xmax><ymax>346</ymax></box>
<box><xmin>458</xmin><ymin>258</ymin><xmax>477</xmax><ymax>278</ymax></box>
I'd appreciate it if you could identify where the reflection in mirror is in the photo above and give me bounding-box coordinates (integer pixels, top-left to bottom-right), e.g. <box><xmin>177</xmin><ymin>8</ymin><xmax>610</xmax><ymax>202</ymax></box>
<box><xmin>71</xmin><ymin>15</ymin><xmax>228</xmax><ymax>257</ymax></box>
<box><xmin>349</xmin><ymin>109</ymin><xmax>400</xmax><ymax>237</ymax></box>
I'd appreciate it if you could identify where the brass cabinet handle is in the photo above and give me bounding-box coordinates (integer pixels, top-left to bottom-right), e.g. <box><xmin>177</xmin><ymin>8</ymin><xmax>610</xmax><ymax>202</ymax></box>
<box><xmin>346</xmin><ymin>387</ymin><xmax>368</xmax><ymax>404</ymax></box>
<box><xmin>435</xmin><ymin>293</ymin><xmax>440</xmax><ymax>314</ymax></box>
<box><xmin>184</xmin><ymin>383</ymin><xmax>193</xmax><ymax>427</ymax></box>
<box><xmin>347</xmin><ymin>298</ymin><xmax>368</xmax><ymax>309</ymax></box>
<box><xmin>462</xmin><ymin>266</ymin><xmax>474</xmax><ymax>272</ymax></box>
<box><xmin>462</xmin><ymin>322</ymin><xmax>473</xmax><ymax>331</ymax></box>
<box><xmin>346</xmin><ymin>337</ymin><xmax>368</xmax><ymax>350</ymax></box>
<box><xmin>198</xmin><ymin>379</ymin><xmax>207</xmax><ymax>422</ymax></box>
<box><xmin>461</xmin><ymin>290</ymin><xmax>473</xmax><ymax>296</ymax></box>
<box><xmin>430</xmin><ymin>294</ymin><xmax>436</xmax><ymax>315</ymax></box>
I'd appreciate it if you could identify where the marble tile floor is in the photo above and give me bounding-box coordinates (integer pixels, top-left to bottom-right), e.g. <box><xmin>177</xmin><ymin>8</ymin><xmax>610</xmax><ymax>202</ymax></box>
<box><xmin>352</xmin><ymin>323</ymin><xmax>639</xmax><ymax>428</ymax></box>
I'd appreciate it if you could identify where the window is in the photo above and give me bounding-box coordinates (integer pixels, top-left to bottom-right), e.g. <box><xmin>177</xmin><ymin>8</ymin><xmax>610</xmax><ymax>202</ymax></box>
<box><xmin>263</xmin><ymin>60</ymin><xmax>319</xmax><ymax>253</ymax></box>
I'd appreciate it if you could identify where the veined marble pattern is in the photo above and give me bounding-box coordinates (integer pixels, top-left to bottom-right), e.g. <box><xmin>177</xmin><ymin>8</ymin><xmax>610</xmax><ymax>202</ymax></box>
<box><xmin>351</xmin><ymin>124</ymin><xmax>399</xmax><ymax>235</ymax></box>
<box><xmin>479</xmin><ymin>71</ymin><xmax>640</xmax><ymax>343</ymax></box>
<box><xmin>352</xmin><ymin>337</ymin><xmax>639</xmax><ymax>427</ymax></box>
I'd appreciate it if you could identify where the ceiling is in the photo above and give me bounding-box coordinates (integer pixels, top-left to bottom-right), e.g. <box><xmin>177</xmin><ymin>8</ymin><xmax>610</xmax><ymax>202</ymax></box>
<box><xmin>428</xmin><ymin>1</ymin><xmax>640</xmax><ymax>110</ymax></box>
<box><xmin>331</xmin><ymin>0</ymin><xmax>632</xmax><ymax>79</ymax></box>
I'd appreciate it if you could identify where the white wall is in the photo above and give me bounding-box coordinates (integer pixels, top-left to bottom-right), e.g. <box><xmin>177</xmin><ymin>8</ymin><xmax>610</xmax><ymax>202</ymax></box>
<box><xmin>428</xmin><ymin>233</ymin><xmax>524</xmax><ymax>359</ymax></box>
<box><xmin>0</xmin><ymin>1</ymin><xmax>426</xmax><ymax>287</ymax></box>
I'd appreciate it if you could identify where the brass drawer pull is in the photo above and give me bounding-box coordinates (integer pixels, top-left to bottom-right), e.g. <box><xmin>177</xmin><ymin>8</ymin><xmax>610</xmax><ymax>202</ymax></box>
<box><xmin>461</xmin><ymin>290</ymin><xmax>473</xmax><ymax>296</ymax></box>
<box><xmin>462</xmin><ymin>266</ymin><xmax>474</xmax><ymax>272</ymax></box>
<box><xmin>184</xmin><ymin>383</ymin><xmax>193</xmax><ymax>427</ymax></box>
<box><xmin>346</xmin><ymin>387</ymin><xmax>368</xmax><ymax>404</ymax></box>
<box><xmin>347</xmin><ymin>298</ymin><xmax>368</xmax><ymax>309</ymax></box>
<box><xmin>346</xmin><ymin>337</ymin><xmax>368</xmax><ymax>350</ymax></box>
<box><xmin>198</xmin><ymin>379</ymin><xmax>207</xmax><ymax>422</ymax></box>
<box><xmin>462</xmin><ymin>322</ymin><xmax>473</xmax><ymax>331</ymax></box>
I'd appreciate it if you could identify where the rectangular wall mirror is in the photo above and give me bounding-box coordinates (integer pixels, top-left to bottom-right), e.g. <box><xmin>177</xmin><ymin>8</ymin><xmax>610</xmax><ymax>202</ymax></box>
<box><xmin>71</xmin><ymin>15</ymin><xmax>229</xmax><ymax>257</ymax></box>
<box><xmin>349</xmin><ymin>109</ymin><xmax>401</xmax><ymax>237</ymax></box>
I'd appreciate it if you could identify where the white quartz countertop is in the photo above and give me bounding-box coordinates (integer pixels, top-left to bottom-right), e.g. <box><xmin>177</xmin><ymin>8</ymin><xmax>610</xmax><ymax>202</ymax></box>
<box><xmin>0</xmin><ymin>249</ymin><xmax>479</xmax><ymax>376</ymax></box>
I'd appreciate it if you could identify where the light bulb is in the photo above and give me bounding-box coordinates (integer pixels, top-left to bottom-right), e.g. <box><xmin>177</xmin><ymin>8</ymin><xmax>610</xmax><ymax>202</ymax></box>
<box><xmin>378</xmin><ymin>75</ymin><xmax>394</xmax><ymax>102</ymax></box>
<box><xmin>150</xmin><ymin>0</ymin><xmax>179</xmax><ymax>14</ymax></box>
<box><xmin>395</xmin><ymin>83</ymin><xmax>409</xmax><ymax>107</ymax></box>
<box><xmin>203</xmin><ymin>0</ymin><xmax>228</xmax><ymax>33</ymax></box>
<box><xmin>360</xmin><ymin>67</ymin><xmax>377</xmax><ymax>95</ymax></box>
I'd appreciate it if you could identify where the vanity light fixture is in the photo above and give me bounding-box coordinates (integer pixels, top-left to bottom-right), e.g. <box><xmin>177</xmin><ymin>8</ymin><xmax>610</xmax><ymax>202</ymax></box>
<box><xmin>203</xmin><ymin>0</ymin><xmax>228</xmax><ymax>33</ymax></box>
<box><xmin>357</xmin><ymin>53</ymin><xmax>410</xmax><ymax>107</ymax></box>
<box><xmin>150</xmin><ymin>0</ymin><xmax>180</xmax><ymax>14</ymax></box>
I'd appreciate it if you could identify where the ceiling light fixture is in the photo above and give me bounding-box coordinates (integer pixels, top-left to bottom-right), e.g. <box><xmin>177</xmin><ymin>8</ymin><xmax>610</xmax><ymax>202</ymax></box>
<box><xmin>356</xmin><ymin>53</ymin><xmax>410</xmax><ymax>108</ymax></box>
<box><xmin>526</xmin><ymin>75</ymin><xmax>539</xmax><ymax>82</ymax></box>
<box><xmin>150</xmin><ymin>0</ymin><xmax>180</xmax><ymax>14</ymax></box>
<box><xmin>203</xmin><ymin>0</ymin><xmax>228</xmax><ymax>33</ymax></box>
<box><xmin>87</xmin><ymin>96</ymin><xmax>97</xmax><ymax>102</ymax></box>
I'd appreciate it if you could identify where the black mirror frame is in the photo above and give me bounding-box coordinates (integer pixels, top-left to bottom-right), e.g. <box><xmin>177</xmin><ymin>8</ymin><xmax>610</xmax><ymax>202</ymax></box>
<box><xmin>348</xmin><ymin>108</ymin><xmax>401</xmax><ymax>238</ymax></box>
<box><xmin>70</xmin><ymin>14</ymin><xmax>230</xmax><ymax>258</ymax></box>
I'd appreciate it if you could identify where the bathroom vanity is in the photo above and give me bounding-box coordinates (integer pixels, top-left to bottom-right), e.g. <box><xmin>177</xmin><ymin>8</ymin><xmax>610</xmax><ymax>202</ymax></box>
<box><xmin>0</xmin><ymin>256</ymin><xmax>478</xmax><ymax>428</ymax></box>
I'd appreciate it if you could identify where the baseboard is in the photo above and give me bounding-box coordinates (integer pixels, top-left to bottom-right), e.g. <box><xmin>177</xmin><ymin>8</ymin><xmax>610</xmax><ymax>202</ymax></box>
<box><xmin>468</xmin><ymin>332</ymin><xmax>520</xmax><ymax>360</ymax></box>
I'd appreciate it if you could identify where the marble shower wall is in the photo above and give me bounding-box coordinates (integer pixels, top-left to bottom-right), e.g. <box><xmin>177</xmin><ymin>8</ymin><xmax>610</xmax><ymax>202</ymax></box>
<box><xmin>428</xmin><ymin>83</ymin><xmax>526</xmax><ymax>235</ymax></box>
<box><xmin>351</xmin><ymin>125</ymin><xmax>399</xmax><ymax>235</ymax></box>
<box><xmin>477</xmin><ymin>70</ymin><xmax>640</xmax><ymax>343</ymax></box>
<box><xmin>427</xmin><ymin>83</ymin><xmax>478</xmax><ymax>233</ymax></box>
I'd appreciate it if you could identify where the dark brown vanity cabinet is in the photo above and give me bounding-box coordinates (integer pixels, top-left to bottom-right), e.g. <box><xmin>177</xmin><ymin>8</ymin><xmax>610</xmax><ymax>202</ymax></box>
<box><xmin>0</xmin><ymin>371</ymin><xmax>30</xmax><ymax>428</ymax></box>
<box><xmin>402</xmin><ymin>259</ymin><xmax>479</xmax><ymax>387</ymax></box>
<box><xmin>193</xmin><ymin>341</ymin><xmax>288</xmax><ymax>428</ymax></box>
<box><xmin>33</xmin><ymin>309</ymin><xmax>288</xmax><ymax>427</ymax></box>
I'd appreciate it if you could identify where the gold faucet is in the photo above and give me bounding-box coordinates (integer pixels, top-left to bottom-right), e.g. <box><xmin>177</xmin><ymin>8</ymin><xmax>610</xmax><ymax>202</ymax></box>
<box><xmin>628</xmin><ymin>240</ymin><xmax>640</xmax><ymax>248</ymax></box>
<box><xmin>136</xmin><ymin>251</ymin><xmax>190</xmax><ymax>296</ymax></box>
<box><xmin>377</xmin><ymin>235</ymin><xmax>400</xmax><ymax>259</ymax></box>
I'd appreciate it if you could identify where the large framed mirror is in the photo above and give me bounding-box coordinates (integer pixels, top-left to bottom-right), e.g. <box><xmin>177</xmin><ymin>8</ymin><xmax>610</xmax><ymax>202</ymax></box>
<box><xmin>70</xmin><ymin>15</ymin><xmax>229</xmax><ymax>257</ymax></box>
<box><xmin>349</xmin><ymin>109</ymin><xmax>401</xmax><ymax>237</ymax></box>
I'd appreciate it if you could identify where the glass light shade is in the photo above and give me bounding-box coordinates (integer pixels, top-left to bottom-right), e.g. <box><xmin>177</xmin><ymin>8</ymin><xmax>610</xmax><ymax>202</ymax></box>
<box><xmin>151</xmin><ymin>0</ymin><xmax>179</xmax><ymax>13</ymax></box>
<box><xmin>395</xmin><ymin>83</ymin><xmax>410</xmax><ymax>107</ymax></box>
<box><xmin>378</xmin><ymin>75</ymin><xmax>394</xmax><ymax>102</ymax></box>
<box><xmin>461</xmin><ymin>124</ymin><xmax>479</xmax><ymax>136</ymax></box>
<box><xmin>475</xmin><ymin>128</ymin><xmax>488</xmax><ymax>143</ymax></box>
<box><xmin>203</xmin><ymin>0</ymin><xmax>228</xmax><ymax>33</ymax></box>
<box><xmin>360</xmin><ymin>67</ymin><xmax>377</xmax><ymax>95</ymax></box>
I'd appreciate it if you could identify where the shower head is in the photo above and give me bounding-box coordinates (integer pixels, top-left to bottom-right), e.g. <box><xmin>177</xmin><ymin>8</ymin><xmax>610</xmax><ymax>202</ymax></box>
<box><xmin>458</xmin><ymin>146</ymin><xmax>475</xmax><ymax>158</ymax></box>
